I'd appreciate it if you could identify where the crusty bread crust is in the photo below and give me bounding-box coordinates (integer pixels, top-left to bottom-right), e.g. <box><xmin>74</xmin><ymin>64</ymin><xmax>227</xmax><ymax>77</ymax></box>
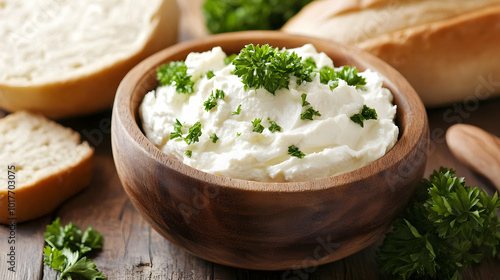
<box><xmin>359</xmin><ymin>6</ymin><xmax>500</xmax><ymax>106</ymax></box>
<box><xmin>0</xmin><ymin>0</ymin><xmax>179</xmax><ymax>119</ymax></box>
<box><xmin>0</xmin><ymin>111</ymin><xmax>94</xmax><ymax>224</ymax></box>
<box><xmin>0</xmin><ymin>150</ymin><xmax>93</xmax><ymax>224</ymax></box>
<box><xmin>282</xmin><ymin>0</ymin><xmax>500</xmax><ymax>106</ymax></box>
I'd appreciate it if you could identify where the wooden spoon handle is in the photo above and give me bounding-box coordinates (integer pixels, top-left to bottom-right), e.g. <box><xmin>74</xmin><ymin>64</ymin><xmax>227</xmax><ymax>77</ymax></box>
<box><xmin>446</xmin><ymin>124</ymin><xmax>500</xmax><ymax>192</ymax></box>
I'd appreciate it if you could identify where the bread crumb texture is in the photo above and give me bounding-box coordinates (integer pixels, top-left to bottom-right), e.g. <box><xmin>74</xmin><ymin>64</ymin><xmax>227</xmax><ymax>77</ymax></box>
<box><xmin>0</xmin><ymin>0</ymin><xmax>165</xmax><ymax>85</ymax></box>
<box><xmin>0</xmin><ymin>111</ymin><xmax>94</xmax><ymax>223</ymax></box>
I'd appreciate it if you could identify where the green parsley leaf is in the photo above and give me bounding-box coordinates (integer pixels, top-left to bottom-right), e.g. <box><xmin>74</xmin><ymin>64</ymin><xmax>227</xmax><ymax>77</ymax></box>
<box><xmin>236</xmin><ymin>132</ymin><xmax>242</xmax><ymax>137</ymax></box>
<box><xmin>59</xmin><ymin>248</ymin><xmax>105</xmax><ymax>280</ymax></box>
<box><xmin>303</xmin><ymin>57</ymin><xmax>317</xmax><ymax>69</ymax></box>
<box><xmin>319</xmin><ymin>65</ymin><xmax>366</xmax><ymax>90</ymax></box>
<box><xmin>157</xmin><ymin>61</ymin><xmax>194</xmax><ymax>94</ymax></box>
<box><xmin>43</xmin><ymin>219</ymin><xmax>105</xmax><ymax>280</ymax></box>
<box><xmin>185</xmin><ymin>150</ymin><xmax>192</xmax><ymax>158</ymax></box>
<box><xmin>224</xmin><ymin>53</ymin><xmax>237</xmax><ymax>65</ymax></box>
<box><xmin>267</xmin><ymin>118</ymin><xmax>282</xmax><ymax>133</ymax></box>
<box><xmin>301</xmin><ymin>93</ymin><xmax>310</xmax><ymax>107</ymax></box>
<box><xmin>288</xmin><ymin>145</ymin><xmax>305</xmax><ymax>159</ymax></box>
<box><xmin>202</xmin><ymin>0</ymin><xmax>312</xmax><ymax>34</ymax></box>
<box><xmin>319</xmin><ymin>66</ymin><xmax>336</xmax><ymax>86</ymax></box>
<box><xmin>206</xmin><ymin>70</ymin><xmax>215</xmax><ymax>79</ymax></box>
<box><xmin>44</xmin><ymin>218</ymin><xmax>103</xmax><ymax>255</ymax></box>
<box><xmin>233</xmin><ymin>44</ymin><xmax>313</xmax><ymax>95</ymax></box>
<box><xmin>170</xmin><ymin>119</ymin><xmax>184</xmax><ymax>140</ymax></box>
<box><xmin>210</xmin><ymin>133</ymin><xmax>219</xmax><ymax>143</ymax></box>
<box><xmin>204</xmin><ymin>89</ymin><xmax>225</xmax><ymax>111</ymax></box>
<box><xmin>185</xmin><ymin>122</ymin><xmax>202</xmax><ymax>145</ymax></box>
<box><xmin>336</xmin><ymin>65</ymin><xmax>366</xmax><ymax>88</ymax></box>
<box><xmin>350</xmin><ymin>105</ymin><xmax>378</xmax><ymax>127</ymax></box>
<box><xmin>377</xmin><ymin>168</ymin><xmax>500</xmax><ymax>280</ymax></box>
<box><xmin>301</xmin><ymin>107</ymin><xmax>321</xmax><ymax>120</ymax></box>
<box><xmin>252</xmin><ymin>118</ymin><xmax>265</xmax><ymax>133</ymax></box>
<box><xmin>231</xmin><ymin>104</ymin><xmax>242</xmax><ymax>116</ymax></box>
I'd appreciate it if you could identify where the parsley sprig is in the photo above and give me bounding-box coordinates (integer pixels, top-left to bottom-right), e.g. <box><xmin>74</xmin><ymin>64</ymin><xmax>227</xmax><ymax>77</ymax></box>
<box><xmin>233</xmin><ymin>44</ymin><xmax>313</xmax><ymax>95</ymax></box>
<box><xmin>204</xmin><ymin>89</ymin><xmax>225</xmax><ymax>111</ymax></box>
<box><xmin>43</xmin><ymin>218</ymin><xmax>105</xmax><ymax>280</ymax></box>
<box><xmin>157</xmin><ymin>61</ymin><xmax>194</xmax><ymax>94</ymax></box>
<box><xmin>170</xmin><ymin>119</ymin><xmax>203</xmax><ymax>145</ymax></box>
<box><xmin>377</xmin><ymin>168</ymin><xmax>500</xmax><ymax>280</ymax></box>
<box><xmin>320</xmin><ymin>65</ymin><xmax>366</xmax><ymax>90</ymax></box>
<box><xmin>350</xmin><ymin>105</ymin><xmax>378</xmax><ymax>127</ymax></box>
<box><xmin>252</xmin><ymin>118</ymin><xmax>265</xmax><ymax>133</ymax></box>
<box><xmin>267</xmin><ymin>118</ymin><xmax>282</xmax><ymax>133</ymax></box>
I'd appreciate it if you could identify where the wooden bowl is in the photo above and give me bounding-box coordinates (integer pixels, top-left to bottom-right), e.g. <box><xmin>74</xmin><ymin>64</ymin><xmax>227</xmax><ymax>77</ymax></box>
<box><xmin>111</xmin><ymin>31</ymin><xmax>429</xmax><ymax>270</ymax></box>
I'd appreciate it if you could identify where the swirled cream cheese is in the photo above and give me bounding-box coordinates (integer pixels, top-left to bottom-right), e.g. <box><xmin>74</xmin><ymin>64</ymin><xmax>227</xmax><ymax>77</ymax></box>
<box><xmin>139</xmin><ymin>44</ymin><xmax>398</xmax><ymax>182</ymax></box>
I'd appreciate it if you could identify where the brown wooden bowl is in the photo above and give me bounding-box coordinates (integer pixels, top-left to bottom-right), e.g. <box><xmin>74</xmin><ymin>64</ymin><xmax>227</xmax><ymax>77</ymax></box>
<box><xmin>111</xmin><ymin>31</ymin><xmax>429</xmax><ymax>270</ymax></box>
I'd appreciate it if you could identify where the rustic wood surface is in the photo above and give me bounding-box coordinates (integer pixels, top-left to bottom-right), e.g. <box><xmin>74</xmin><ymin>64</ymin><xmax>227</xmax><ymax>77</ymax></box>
<box><xmin>1</xmin><ymin>0</ymin><xmax>500</xmax><ymax>279</ymax></box>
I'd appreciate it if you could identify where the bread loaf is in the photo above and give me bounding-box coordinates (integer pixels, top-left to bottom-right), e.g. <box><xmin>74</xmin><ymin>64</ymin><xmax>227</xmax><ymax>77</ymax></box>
<box><xmin>0</xmin><ymin>0</ymin><xmax>179</xmax><ymax>118</ymax></box>
<box><xmin>282</xmin><ymin>0</ymin><xmax>500</xmax><ymax>106</ymax></box>
<box><xmin>0</xmin><ymin>111</ymin><xmax>94</xmax><ymax>224</ymax></box>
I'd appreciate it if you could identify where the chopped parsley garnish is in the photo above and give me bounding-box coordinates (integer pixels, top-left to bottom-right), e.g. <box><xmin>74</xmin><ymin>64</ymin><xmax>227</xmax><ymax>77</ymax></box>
<box><xmin>301</xmin><ymin>107</ymin><xmax>321</xmax><ymax>120</ymax></box>
<box><xmin>252</xmin><ymin>118</ymin><xmax>265</xmax><ymax>133</ymax></box>
<box><xmin>210</xmin><ymin>133</ymin><xmax>219</xmax><ymax>143</ymax></box>
<box><xmin>319</xmin><ymin>66</ymin><xmax>336</xmax><ymax>86</ymax></box>
<box><xmin>231</xmin><ymin>104</ymin><xmax>242</xmax><ymax>116</ymax></box>
<box><xmin>303</xmin><ymin>57</ymin><xmax>317</xmax><ymax>69</ymax></box>
<box><xmin>236</xmin><ymin>132</ymin><xmax>242</xmax><ymax>137</ymax></box>
<box><xmin>204</xmin><ymin>89</ymin><xmax>225</xmax><ymax>111</ymax></box>
<box><xmin>185</xmin><ymin>150</ymin><xmax>192</xmax><ymax>157</ymax></box>
<box><xmin>233</xmin><ymin>44</ymin><xmax>313</xmax><ymax>95</ymax></box>
<box><xmin>171</xmin><ymin>120</ymin><xmax>203</xmax><ymax>145</ymax></box>
<box><xmin>224</xmin><ymin>53</ymin><xmax>237</xmax><ymax>65</ymax></box>
<box><xmin>157</xmin><ymin>61</ymin><xmax>194</xmax><ymax>94</ymax></box>
<box><xmin>185</xmin><ymin>122</ymin><xmax>202</xmax><ymax>144</ymax></box>
<box><xmin>301</xmin><ymin>93</ymin><xmax>310</xmax><ymax>107</ymax></box>
<box><xmin>350</xmin><ymin>105</ymin><xmax>378</xmax><ymax>127</ymax></box>
<box><xmin>170</xmin><ymin>119</ymin><xmax>184</xmax><ymax>140</ymax></box>
<box><xmin>319</xmin><ymin>65</ymin><xmax>366</xmax><ymax>90</ymax></box>
<box><xmin>288</xmin><ymin>145</ymin><xmax>305</xmax><ymax>159</ymax></box>
<box><xmin>206</xmin><ymin>70</ymin><xmax>215</xmax><ymax>79</ymax></box>
<box><xmin>336</xmin><ymin>66</ymin><xmax>366</xmax><ymax>88</ymax></box>
<box><xmin>267</xmin><ymin>118</ymin><xmax>282</xmax><ymax>133</ymax></box>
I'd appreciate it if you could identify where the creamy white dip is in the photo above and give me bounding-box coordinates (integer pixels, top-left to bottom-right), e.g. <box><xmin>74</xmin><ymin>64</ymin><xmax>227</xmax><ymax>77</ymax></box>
<box><xmin>139</xmin><ymin>44</ymin><xmax>398</xmax><ymax>182</ymax></box>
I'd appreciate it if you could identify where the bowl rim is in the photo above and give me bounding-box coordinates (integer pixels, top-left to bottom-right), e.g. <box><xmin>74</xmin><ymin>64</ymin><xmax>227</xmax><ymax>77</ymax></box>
<box><xmin>113</xmin><ymin>30</ymin><xmax>428</xmax><ymax>193</ymax></box>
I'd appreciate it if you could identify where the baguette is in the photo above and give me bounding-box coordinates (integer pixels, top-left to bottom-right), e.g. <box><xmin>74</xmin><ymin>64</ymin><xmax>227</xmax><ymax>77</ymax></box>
<box><xmin>0</xmin><ymin>111</ymin><xmax>94</xmax><ymax>224</ymax></box>
<box><xmin>0</xmin><ymin>0</ymin><xmax>179</xmax><ymax>119</ymax></box>
<box><xmin>282</xmin><ymin>0</ymin><xmax>500</xmax><ymax>106</ymax></box>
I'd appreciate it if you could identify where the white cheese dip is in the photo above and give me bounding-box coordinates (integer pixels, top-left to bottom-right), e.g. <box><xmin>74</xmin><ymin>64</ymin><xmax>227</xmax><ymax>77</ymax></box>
<box><xmin>139</xmin><ymin>44</ymin><xmax>398</xmax><ymax>182</ymax></box>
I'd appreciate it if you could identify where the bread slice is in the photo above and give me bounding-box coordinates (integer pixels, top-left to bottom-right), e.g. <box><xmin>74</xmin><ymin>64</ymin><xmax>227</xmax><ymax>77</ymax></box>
<box><xmin>0</xmin><ymin>111</ymin><xmax>94</xmax><ymax>224</ymax></box>
<box><xmin>0</xmin><ymin>0</ymin><xmax>179</xmax><ymax>119</ymax></box>
<box><xmin>282</xmin><ymin>0</ymin><xmax>500</xmax><ymax>106</ymax></box>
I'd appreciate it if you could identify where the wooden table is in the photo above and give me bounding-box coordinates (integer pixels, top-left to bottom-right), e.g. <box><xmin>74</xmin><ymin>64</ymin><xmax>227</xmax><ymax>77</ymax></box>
<box><xmin>2</xmin><ymin>1</ymin><xmax>500</xmax><ymax>279</ymax></box>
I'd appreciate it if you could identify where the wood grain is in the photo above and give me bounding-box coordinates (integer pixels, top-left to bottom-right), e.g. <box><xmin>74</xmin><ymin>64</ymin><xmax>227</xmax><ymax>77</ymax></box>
<box><xmin>446</xmin><ymin>124</ymin><xmax>500</xmax><ymax>191</ymax></box>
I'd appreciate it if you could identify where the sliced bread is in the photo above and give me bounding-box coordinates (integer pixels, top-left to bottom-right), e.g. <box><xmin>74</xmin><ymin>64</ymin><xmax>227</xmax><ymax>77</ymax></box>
<box><xmin>0</xmin><ymin>111</ymin><xmax>94</xmax><ymax>224</ymax></box>
<box><xmin>0</xmin><ymin>0</ymin><xmax>179</xmax><ymax>118</ymax></box>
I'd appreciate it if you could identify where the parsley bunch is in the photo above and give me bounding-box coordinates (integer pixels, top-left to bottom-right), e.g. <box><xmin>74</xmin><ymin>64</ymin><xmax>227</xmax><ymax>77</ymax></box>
<box><xmin>377</xmin><ymin>168</ymin><xmax>500</xmax><ymax>280</ymax></box>
<box><xmin>233</xmin><ymin>44</ymin><xmax>314</xmax><ymax>95</ymax></box>
<box><xmin>203</xmin><ymin>0</ymin><xmax>312</xmax><ymax>34</ymax></box>
<box><xmin>44</xmin><ymin>218</ymin><xmax>105</xmax><ymax>280</ymax></box>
